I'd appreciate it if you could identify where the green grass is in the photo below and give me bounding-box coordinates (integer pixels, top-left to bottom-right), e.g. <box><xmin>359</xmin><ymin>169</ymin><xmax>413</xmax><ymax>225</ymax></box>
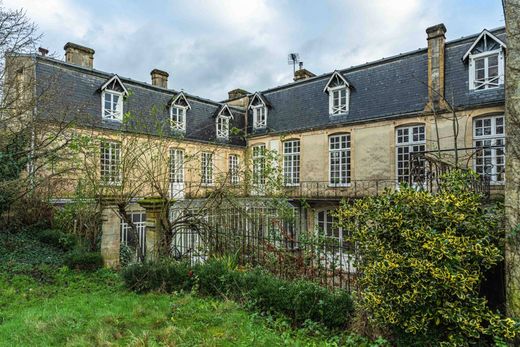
<box><xmin>0</xmin><ymin>230</ymin><xmax>383</xmax><ymax>346</ymax></box>
<box><xmin>0</xmin><ymin>267</ymin><xmax>346</xmax><ymax>346</ymax></box>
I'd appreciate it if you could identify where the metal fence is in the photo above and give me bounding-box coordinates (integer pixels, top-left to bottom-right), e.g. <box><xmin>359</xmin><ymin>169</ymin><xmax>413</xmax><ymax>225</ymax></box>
<box><xmin>169</xmin><ymin>205</ymin><xmax>356</xmax><ymax>290</ymax></box>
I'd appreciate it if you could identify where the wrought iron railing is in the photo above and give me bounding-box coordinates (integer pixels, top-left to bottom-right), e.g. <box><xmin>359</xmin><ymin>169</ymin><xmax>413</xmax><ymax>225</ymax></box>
<box><xmin>409</xmin><ymin>146</ymin><xmax>499</xmax><ymax>199</ymax></box>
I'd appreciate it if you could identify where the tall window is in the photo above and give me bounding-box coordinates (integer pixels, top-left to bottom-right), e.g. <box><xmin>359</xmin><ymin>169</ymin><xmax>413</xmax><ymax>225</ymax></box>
<box><xmin>472</xmin><ymin>53</ymin><xmax>500</xmax><ymax>90</ymax></box>
<box><xmin>396</xmin><ymin>125</ymin><xmax>425</xmax><ymax>183</ymax></box>
<box><xmin>283</xmin><ymin>140</ymin><xmax>300</xmax><ymax>186</ymax></box>
<box><xmin>102</xmin><ymin>91</ymin><xmax>123</xmax><ymax>121</ymax></box>
<box><xmin>474</xmin><ymin>115</ymin><xmax>505</xmax><ymax>183</ymax></box>
<box><xmin>229</xmin><ymin>154</ymin><xmax>240</xmax><ymax>185</ymax></box>
<box><xmin>170</xmin><ymin>106</ymin><xmax>186</xmax><ymax>132</ymax></box>
<box><xmin>201</xmin><ymin>152</ymin><xmax>213</xmax><ymax>185</ymax></box>
<box><xmin>329</xmin><ymin>134</ymin><xmax>350</xmax><ymax>186</ymax></box>
<box><xmin>120</xmin><ymin>212</ymin><xmax>147</xmax><ymax>257</ymax></box>
<box><xmin>100</xmin><ymin>141</ymin><xmax>121</xmax><ymax>184</ymax></box>
<box><xmin>216</xmin><ymin>116</ymin><xmax>230</xmax><ymax>139</ymax></box>
<box><xmin>169</xmin><ymin>149</ymin><xmax>184</xmax><ymax>183</ymax></box>
<box><xmin>252</xmin><ymin>144</ymin><xmax>266</xmax><ymax>185</ymax></box>
<box><xmin>253</xmin><ymin>105</ymin><xmax>267</xmax><ymax>129</ymax></box>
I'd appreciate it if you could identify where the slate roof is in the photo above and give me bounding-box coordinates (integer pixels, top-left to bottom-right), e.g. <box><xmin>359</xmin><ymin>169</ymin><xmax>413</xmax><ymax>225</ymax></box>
<box><xmin>247</xmin><ymin>27</ymin><xmax>506</xmax><ymax>136</ymax></box>
<box><xmin>33</xmin><ymin>56</ymin><xmax>246</xmax><ymax>147</ymax></box>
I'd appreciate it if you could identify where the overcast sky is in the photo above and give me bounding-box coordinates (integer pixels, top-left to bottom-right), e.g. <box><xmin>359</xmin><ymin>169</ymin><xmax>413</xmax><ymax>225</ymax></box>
<box><xmin>6</xmin><ymin>0</ymin><xmax>504</xmax><ymax>101</ymax></box>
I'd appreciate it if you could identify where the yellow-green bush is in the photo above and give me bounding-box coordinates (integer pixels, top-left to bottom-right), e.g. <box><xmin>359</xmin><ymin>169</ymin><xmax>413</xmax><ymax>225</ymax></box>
<box><xmin>336</xmin><ymin>171</ymin><xmax>518</xmax><ymax>345</ymax></box>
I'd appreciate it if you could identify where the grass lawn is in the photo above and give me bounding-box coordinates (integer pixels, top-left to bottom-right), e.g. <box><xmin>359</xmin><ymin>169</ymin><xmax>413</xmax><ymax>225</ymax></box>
<box><xmin>0</xmin><ymin>231</ymin><xmax>372</xmax><ymax>346</ymax></box>
<box><xmin>0</xmin><ymin>268</ymin><xmax>344</xmax><ymax>346</ymax></box>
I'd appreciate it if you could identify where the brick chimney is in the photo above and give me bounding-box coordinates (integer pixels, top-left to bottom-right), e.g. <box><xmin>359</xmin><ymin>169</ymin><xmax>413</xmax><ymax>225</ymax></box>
<box><xmin>294</xmin><ymin>62</ymin><xmax>316</xmax><ymax>82</ymax></box>
<box><xmin>150</xmin><ymin>69</ymin><xmax>169</xmax><ymax>88</ymax></box>
<box><xmin>425</xmin><ymin>24</ymin><xmax>447</xmax><ymax>110</ymax></box>
<box><xmin>64</xmin><ymin>42</ymin><xmax>94</xmax><ymax>68</ymax></box>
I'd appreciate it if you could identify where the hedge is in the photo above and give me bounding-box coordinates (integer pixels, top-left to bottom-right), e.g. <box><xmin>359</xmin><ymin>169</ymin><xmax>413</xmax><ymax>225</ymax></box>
<box><xmin>122</xmin><ymin>258</ymin><xmax>353</xmax><ymax>329</ymax></box>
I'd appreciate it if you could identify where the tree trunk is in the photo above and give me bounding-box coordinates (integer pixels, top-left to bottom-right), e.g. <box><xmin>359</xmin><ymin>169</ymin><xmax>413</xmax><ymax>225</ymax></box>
<box><xmin>504</xmin><ymin>0</ymin><xmax>520</xmax><ymax>318</ymax></box>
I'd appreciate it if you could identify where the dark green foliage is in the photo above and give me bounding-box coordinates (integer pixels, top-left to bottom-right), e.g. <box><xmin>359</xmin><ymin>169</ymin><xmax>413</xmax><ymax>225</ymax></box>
<box><xmin>122</xmin><ymin>261</ymin><xmax>193</xmax><ymax>293</ymax></box>
<box><xmin>36</xmin><ymin>229</ymin><xmax>76</xmax><ymax>251</ymax></box>
<box><xmin>0</xmin><ymin>230</ymin><xmax>66</xmax><ymax>271</ymax></box>
<box><xmin>122</xmin><ymin>258</ymin><xmax>354</xmax><ymax>329</ymax></box>
<box><xmin>64</xmin><ymin>250</ymin><xmax>103</xmax><ymax>271</ymax></box>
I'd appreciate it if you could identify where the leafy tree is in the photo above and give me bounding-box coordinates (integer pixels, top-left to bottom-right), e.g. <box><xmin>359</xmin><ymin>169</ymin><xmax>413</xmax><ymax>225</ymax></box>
<box><xmin>336</xmin><ymin>170</ymin><xmax>518</xmax><ymax>345</ymax></box>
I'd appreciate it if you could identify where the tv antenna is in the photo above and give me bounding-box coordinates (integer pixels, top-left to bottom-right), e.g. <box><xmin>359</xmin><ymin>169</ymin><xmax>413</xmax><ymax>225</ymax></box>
<box><xmin>288</xmin><ymin>53</ymin><xmax>300</xmax><ymax>74</ymax></box>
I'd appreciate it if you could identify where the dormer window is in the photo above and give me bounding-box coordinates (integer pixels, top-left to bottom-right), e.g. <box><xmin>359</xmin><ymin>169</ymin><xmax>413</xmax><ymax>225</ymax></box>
<box><xmin>252</xmin><ymin>105</ymin><xmax>266</xmax><ymax>129</ymax></box>
<box><xmin>324</xmin><ymin>71</ymin><xmax>350</xmax><ymax>115</ymax></box>
<box><xmin>216</xmin><ymin>115</ymin><xmax>230</xmax><ymax>139</ymax></box>
<box><xmin>463</xmin><ymin>30</ymin><xmax>506</xmax><ymax>91</ymax></box>
<box><xmin>248</xmin><ymin>92</ymin><xmax>270</xmax><ymax>130</ymax></box>
<box><xmin>103</xmin><ymin>91</ymin><xmax>123</xmax><ymax>121</ymax></box>
<box><xmin>170</xmin><ymin>106</ymin><xmax>186</xmax><ymax>131</ymax></box>
<box><xmin>169</xmin><ymin>92</ymin><xmax>191</xmax><ymax>132</ymax></box>
<box><xmin>100</xmin><ymin>75</ymin><xmax>128</xmax><ymax>122</ymax></box>
<box><xmin>215</xmin><ymin>104</ymin><xmax>233</xmax><ymax>140</ymax></box>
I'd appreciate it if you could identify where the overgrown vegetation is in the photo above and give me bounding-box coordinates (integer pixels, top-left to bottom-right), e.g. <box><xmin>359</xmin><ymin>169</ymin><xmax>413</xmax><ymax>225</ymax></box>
<box><xmin>336</xmin><ymin>171</ymin><xmax>519</xmax><ymax>345</ymax></box>
<box><xmin>122</xmin><ymin>257</ymin><xmax>354</xmax><ymax>330</ymax></box>
<box><xmin>0</xmin><ymin>230</ymin><xmax>383</xmax><ymax>346</ymax></box>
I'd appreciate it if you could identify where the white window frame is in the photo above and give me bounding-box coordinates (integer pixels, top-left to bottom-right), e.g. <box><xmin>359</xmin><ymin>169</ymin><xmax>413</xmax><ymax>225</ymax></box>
<box><xmin>283</xmin><ymin>140</ymin><xmax>300</xmax><ymax>186</ymax></box>
<box><xmin>252</xmin><ymin>144</ymin><xmax>266</xmax><ymax>186</ymax></box>
<box><xmin>100</xmin><ymin>141</ymin><xmax>121</xmax><ymax>185</ymax></box>
<box><xmin>170</xmin><ymin>106</ymin><xmax>187</xmax><ymax>132</ymax></box>
<box><xmin>216</xmin><ymin>115</ymin><xmax>230</xmax><ymax>140</ymax></box>
<box><xmin>102</xmin><ymin>90</ymin><xmax>124</xmax><ymax>122</ymax></box>
<box><xmin>395</xmin><ymin>124</ymin><xmax>426</xmax><ymax>184</ymax></box>
<box><xmin>169</xmin><ymin>148</ymin><xmax>184</xmax><ymax>184</ymax></box>
<box><xmin>328</xmin><ymin>134</ymin><xmax>350</xmax><ymax>187</ymax></box>
<box><xmin>469</xmin><ymin>50</ymin><xmax>504</xmax><ymax>91</ymax></box>
<box><xmin>229</xmin><ymin>154</ymin><xmax>240</xmax><ymax>185</ymax></box>
<box><xmin>201</xmin><ymin>152</ymin><xmax>214</xmax><ymax>186</ymax></box>
<box><xmin>252</xmin><ymin>105</ymin><xmax>267</xmax><ymax>129</ymax></box>
<box><xmin>473</xmin><ymin>115</ymin><xmax>505</xmax><ymax>184</ymax></box>
<box><xmin>328</xmin><ymin>85</ymin><xmax>349</xmax><ymax>115</ymax></box>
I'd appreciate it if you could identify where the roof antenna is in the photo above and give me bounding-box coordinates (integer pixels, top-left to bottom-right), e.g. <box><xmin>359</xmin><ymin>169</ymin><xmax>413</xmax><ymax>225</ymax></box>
<box><xmin>288</xmin><ymin>53</ymin><xmax>300</xmax><ymax>74</ymax></box>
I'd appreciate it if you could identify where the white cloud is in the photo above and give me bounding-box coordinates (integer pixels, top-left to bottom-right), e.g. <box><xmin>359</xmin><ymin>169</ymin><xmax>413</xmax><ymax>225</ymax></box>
<box><xmin>5</xmin><ymin>0</ymin><xmax>90</xmax><ymax>37</ymax></box>
<box><xmin>2</xmin><ymin>0</ymin><xmax>502</xmax><ymax>100</ymax></box>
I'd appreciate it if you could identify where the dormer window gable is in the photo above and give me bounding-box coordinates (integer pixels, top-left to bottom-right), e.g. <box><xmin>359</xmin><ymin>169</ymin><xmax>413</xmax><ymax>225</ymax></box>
<box><xmin>463</xmin><ymin>30</ymin><xmax>506</xmax><ymax>91</ymax></box>
<box><xmin>169</xmin><ymin>92</ymin><xmax>191</xmax><ymax>132</ymax></box>
<box><xmin>215</xmin><ymin>104</ymin><xmax>233</xmax><ymax>140</ymax></box>
<box><xmin>100</xmin><ymin>75</ymin><xmax>128</xmax><ymax>122</ymax></box>
<box><xmin>248</xmin><ymin>92</ymin><xmax>269</xmax><ymax>130</ymax></box>
<box><xmin>324</xmin><ymin>71</ymin><xmax>350</xmax><ymax>116</ymax></box>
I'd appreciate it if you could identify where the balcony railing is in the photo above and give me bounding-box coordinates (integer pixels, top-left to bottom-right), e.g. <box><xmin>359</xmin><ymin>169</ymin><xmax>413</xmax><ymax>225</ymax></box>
<box><xmin>283</xmin><ymin>180</ymin><xmax>399</xmax><ymax>199</ymax></box>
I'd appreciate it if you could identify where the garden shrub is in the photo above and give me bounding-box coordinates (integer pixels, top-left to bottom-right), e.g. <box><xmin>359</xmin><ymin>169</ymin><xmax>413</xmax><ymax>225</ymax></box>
<box><xmin>64</xmin><ymin>250</ymin><xmax>103</xmax><ymax>271</ymax></box>
<box><xmin>36</xmin><ymin>229</ymin><xmax>76</xmax><ymax>251</ymax></box>
<box><xmin>122</xmin><ymin>261</ymin><xmax>192</xmax><ymax>293</ymax></box>
<box><xmin>336</xmin><ymin>170</ymin><xmax>518</xmax><ymax>345</ymax></box>
<box><xmin>122</xmin><ymin>258</ymin><xmax>354</xmax><ymax>329</ymax></box>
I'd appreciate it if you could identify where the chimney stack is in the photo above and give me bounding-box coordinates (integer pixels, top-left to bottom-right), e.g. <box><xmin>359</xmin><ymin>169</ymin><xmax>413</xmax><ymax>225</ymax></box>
<box><xmin>150</xmin><ymin>69</ymin><xmax>169</xmax><ymax>88</ymax></box>
<box><xmin>228</xmin><ymin>88</ymin><xmax>249</xmax><ymax>100</ymax></box>
<box><xmin>293</xmin><ymin>63</ymin><xmax>316</xmax><ymax>82</ymax></box>
<box><xmin>64</xmin><ymin>42</ymin><xmax>94</xmax><ymax>68</ymax></box>
<box><xmin>425</xmin><ymin>23</ymin><xmax>447</xmax><ymax>110</ymax></box>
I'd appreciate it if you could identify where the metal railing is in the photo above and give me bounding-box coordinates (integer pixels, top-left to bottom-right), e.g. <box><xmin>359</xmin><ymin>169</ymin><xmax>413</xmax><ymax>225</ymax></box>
<box><xmin>283</xmin><ymin>180</ymin><xmax>399</xmax><ymax>199</ymax></box>
<box><xmin>169</xmin><ymin>205</ymin><xmax>356</xmax><ymax>290</ymax></box>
